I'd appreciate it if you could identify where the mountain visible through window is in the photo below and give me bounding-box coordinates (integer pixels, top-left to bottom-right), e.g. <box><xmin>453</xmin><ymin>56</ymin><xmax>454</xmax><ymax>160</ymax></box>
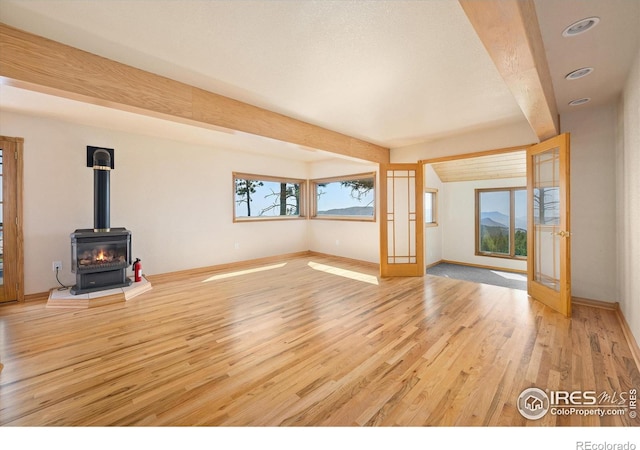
<box><xmin>476</xmin><ymin>187</ymin><xmax>527</xmax><ymax>258</ymax></box>
<box><xmin>311</xmin><ymin>173</ymin><xmax>376</xmax><ymax>221</ymax></box>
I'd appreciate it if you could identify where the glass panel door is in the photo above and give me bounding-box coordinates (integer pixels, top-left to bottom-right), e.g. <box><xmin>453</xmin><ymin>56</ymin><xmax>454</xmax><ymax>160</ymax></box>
<box><xmin>380</xmin><ymin>163</ymin><xmax>424</xmax><ymax>277</ymax></box>
<box><xmin>533</xmin><ymin>148</ymin><xmax>561</xmax><ymax>290</ymax></box>
<box><xmin>527</xmin><ymin>134</ymin><xmax>571</xmax><ymax>316</ymax></box>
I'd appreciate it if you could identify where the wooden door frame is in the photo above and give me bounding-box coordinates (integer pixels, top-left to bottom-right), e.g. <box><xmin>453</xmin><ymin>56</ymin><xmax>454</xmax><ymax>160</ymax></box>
<box><xmin>420</xmin><ymin>144</ymin><xmax>531</xmax><ymax>273</ymax></box>
<box><xmin>419</xmin><ymin>137</ymin><xmax>571</xmax><ymax>316</ymax></box>
<box><xmin>0</xmin><ymin>136</ymin><xmax>24</xmax><ymax>303</ymax></box>
<box><xmin>419</xmin><ymin>144</ymin><xmax>533</xmax><ymax>166</ymax></box>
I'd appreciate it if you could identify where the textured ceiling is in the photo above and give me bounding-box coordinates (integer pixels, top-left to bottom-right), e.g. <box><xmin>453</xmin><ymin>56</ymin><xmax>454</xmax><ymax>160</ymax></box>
<box><xmin>0</xmin><ymin>0</ymin><xmax>527</xmax><ymax>151</ymax></box>
<box><xmin>0</xmin><ymin>0</ymin><xmax>638</xmax><ymax>163</ymax></box>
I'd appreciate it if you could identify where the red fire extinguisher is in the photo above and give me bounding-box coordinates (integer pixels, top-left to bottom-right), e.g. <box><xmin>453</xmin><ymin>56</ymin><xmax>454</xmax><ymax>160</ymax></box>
<box><xmin>133</xmin><ymin>258</ymin><xmax>142</xmax><ymax>282</ymax></box>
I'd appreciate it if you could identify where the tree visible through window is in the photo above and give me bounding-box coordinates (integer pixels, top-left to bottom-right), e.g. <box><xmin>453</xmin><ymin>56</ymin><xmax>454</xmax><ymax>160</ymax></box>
<box><xmin>476</xmin><ymin>187</ymin><xmax>528</xmax><ymax>258</ymax></box>
<box><xmin>311</xmin><ymin>173</ymin><xmax>375</xmax><ymax>220</ymax></box>
<box><xmin>233</xmin><ymin>173</ymin><xmax>305</xmax><ymax>220</ymax></box>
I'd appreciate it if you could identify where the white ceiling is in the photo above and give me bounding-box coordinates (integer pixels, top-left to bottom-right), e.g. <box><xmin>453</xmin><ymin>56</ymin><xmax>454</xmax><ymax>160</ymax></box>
<box><xmin>0</xmin><ymin>0</ymin><xmax>638</xmax><ymax>162</ymax></box>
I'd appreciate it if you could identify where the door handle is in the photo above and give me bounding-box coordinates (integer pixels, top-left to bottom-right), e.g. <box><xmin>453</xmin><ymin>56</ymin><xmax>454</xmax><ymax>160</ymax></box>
<box><xmin>554</xmin><ymin>230</ymin><xmax>571</xmax><ymax>237</ymax></box>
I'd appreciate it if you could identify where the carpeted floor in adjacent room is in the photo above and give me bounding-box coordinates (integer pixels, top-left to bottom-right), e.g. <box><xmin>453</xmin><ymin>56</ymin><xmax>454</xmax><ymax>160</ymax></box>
<box><xmin>427</xmin><ymin>262</ymin><xmax>527</xmax><ymax>291</ymax></box>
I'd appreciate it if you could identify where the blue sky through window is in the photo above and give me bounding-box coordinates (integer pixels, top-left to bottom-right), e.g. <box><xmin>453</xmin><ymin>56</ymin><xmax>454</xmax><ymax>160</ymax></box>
<box><xmin>235</xmin><ymin>180</ymin><xmax>301</xmax><ymax>217</ymax></box>
<box><xmin>316</xmin><ymin>181</ymin><xmax>374</xmax><ymax>215</ymax></box>
<box><xmin>479</xmin><ymin>189</ymin><xmax>528</xmax><ymax>230</ymax></box>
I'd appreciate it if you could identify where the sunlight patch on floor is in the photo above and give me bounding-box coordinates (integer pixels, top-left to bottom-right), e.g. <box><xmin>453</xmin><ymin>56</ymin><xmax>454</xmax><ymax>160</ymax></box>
<box><xmin>307</xmin><ymin>261</ymin><xmax>379</xmax><ymax>285</ymax></box>
<box><xmin>490</xmin><ymin>270</ymin><xmax>527</xmax><ymax>281</ymax></box>
<box><xmin>203</xmin><ymin>263</ymin><xmax>287</xmax><ymax>282</ymax></box>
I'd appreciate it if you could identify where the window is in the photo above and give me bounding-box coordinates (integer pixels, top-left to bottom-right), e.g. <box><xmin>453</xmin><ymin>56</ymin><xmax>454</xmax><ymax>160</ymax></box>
<box><xmin>311</xmin><ymin>173</ymin><xmax>376</xmax><ymax>221</ymax></box>
<box><xmin>424</xmin><ymin>188</ymin><xmax>438</xmax><ymax>226</ymax></box>
<box><xmin>476</xmin><ymin>187</ymin><xmax>527</xmax><ymax>259</ymax></box>
<box><xmin>233</xmin><ymin>172</ymin><xmax>305</xmax><ymax>221</ymax></box>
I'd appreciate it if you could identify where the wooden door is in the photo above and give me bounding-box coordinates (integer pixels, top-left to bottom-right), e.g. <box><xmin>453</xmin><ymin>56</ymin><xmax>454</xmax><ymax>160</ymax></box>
<box><xmin>527</xmin><ymin>133</ymin><xmax>571</xmax><ymax>316</ymax></box>
<box><xmin>380</xmin><ymin>163</ymin><xmax>424</xmax><ymax>277</ymax></box>
<box><xmin>0</xmin><ymin>137</ymin><xmax>23</xmax><ymax>303</ymax></box>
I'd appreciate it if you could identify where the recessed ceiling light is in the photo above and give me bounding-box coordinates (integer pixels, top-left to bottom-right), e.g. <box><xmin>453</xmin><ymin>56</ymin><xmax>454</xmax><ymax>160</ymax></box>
<box><xmin>568</xmin><ymin>98</ymin><xmax>591</xmax><ymax>106</ymax></box>
<box><xmin>562</xmin><ymin>17</ymin><xmax>600</xmax><ymax>37</ymax></box>
<box><xmin>565</xmin><ymin>67</ymin><xmax>594</xmax><ymax>80</ymax></box>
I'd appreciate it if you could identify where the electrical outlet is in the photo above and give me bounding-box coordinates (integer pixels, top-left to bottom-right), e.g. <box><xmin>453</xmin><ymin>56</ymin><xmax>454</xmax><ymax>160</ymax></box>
<box><xmin>52</xmin><ymin>261</ymin><xmax>62</xmax><ymax>272</ymax></box>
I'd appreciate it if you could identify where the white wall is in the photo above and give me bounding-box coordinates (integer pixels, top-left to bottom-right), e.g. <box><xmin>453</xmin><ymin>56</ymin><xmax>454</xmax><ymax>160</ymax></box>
<box><xmin>0</xmin><ymin>111</ymin><xmax>310</xmax><ymax>294</ymax></box>
<box><xmin>391</xmin><ymin>120</ymin><xmax>537</xmax><ymax>163</ymax></box>
<box><xmin>616</xmin><ymin>46</ymin><xmax>640</xmax><ymax>344</ymax></box>
<box><xmin>424</xmin><ymin>164</ymin><xmax>443</xmax><ymax>266</ymax></box>
<box><xmin>441</xmin><ymin>177</ymin><xmax>527</xmax><ymax>272</ymax></box>
<box><xmin>561</xmin><ymin>103</ymin><xmax>618</xmax><ymax>303</ymax></box>
<box><xmin>307</xmin><ymin>159</ymin><xmax>379</xmax><ymax>264</ymax></box>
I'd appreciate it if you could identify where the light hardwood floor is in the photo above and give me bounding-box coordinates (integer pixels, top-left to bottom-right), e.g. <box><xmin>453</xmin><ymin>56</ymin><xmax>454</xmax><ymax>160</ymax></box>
<box><xmin>1</xmin><ymin>254</ymin><xmax>638</xmax><ymax>426</ymax></box>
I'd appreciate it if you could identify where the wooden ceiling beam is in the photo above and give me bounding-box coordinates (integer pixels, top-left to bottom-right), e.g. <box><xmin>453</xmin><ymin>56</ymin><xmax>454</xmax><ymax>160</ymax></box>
<box><xmin>459</xmin><ymin>0</ymin><xmax>559</xmax><ymax>141</ymax></box>
<box><xmin>0</xmin><ymin>23</ymin><xmax>389</xmax><ymax>163</ymax></box>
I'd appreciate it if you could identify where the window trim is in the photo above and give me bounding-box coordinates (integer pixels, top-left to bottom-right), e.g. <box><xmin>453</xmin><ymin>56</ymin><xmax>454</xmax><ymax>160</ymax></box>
<box><xmin>424</xmin><ymin>188</ymin><xmax>438</xmax><ymax>227</ymax></box>
<box><xmin>232</xmin><ymin>172</ymin><xmax>307</xmax><ymax>222</ymax></box>
<box><xmin>310</xmin><ymin>172</ymin><xmax>376</xmax><ymax>222</ymax></box>
<box><xmin>475</xmin><ymin>187</ymin><xmax>527</xmax><ymax>260</ymax></box>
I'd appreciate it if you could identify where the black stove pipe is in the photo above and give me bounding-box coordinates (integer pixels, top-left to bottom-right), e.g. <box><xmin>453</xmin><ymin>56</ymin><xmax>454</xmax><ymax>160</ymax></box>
<box><xmin>93</xmin><ymin>149</ymin><xmax>111</xmax><ymax>232</ymax></box>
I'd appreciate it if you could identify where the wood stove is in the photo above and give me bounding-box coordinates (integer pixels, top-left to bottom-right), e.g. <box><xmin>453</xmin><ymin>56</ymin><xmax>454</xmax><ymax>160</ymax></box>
<box><xmin>70</xmin><ymin>228</ymin><xmax>131</xmax><ymax>294</ymax></box>
<box><xmin>70</xmin><ymin>147</ymin><xmax>132</xmax><ymax>295</ymax></box>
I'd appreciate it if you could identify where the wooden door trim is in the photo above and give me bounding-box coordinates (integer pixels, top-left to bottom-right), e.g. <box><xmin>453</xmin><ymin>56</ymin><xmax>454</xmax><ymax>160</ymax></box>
<box><xmin>419</xmin><ymin>143</ymin><xmax>533</xmax><ymax>165</ymax></box>
<box><xmin>0</xmin><ymin>136</ymin><xmax>25</xmax><ymax>303</ymax></box>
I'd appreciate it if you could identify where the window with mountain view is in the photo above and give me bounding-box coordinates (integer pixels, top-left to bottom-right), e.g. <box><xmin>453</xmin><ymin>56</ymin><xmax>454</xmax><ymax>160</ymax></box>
<box><xmin>311</xmin><ymin>173</ymin><xmax>375</xmax><ymax>221</ymax></box>
<box><xmin>476</xmin><ymin>187</ymin><xmax>527</xmax><ymax>259</ymax></box>
<box><xmin>233</xmin><ymin>173</ymin><xmax>306</xmax><ymax>221</ymax></box>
